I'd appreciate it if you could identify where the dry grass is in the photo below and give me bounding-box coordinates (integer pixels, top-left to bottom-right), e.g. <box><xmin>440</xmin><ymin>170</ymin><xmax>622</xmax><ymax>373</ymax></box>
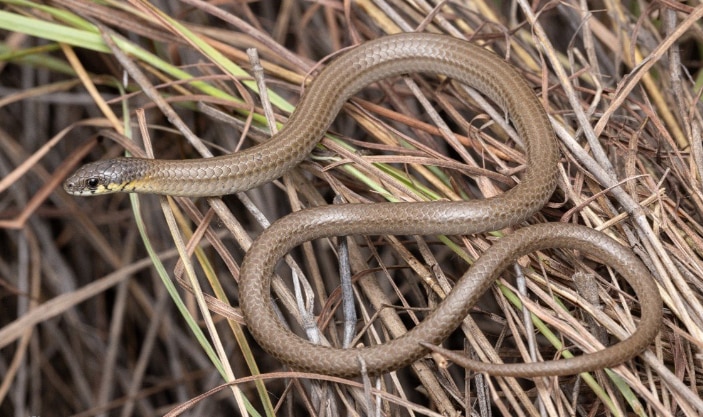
<box><xmin>1</xmin><ymin>0</ymin><xmax>702</xmax><ymax>416</ymax></box>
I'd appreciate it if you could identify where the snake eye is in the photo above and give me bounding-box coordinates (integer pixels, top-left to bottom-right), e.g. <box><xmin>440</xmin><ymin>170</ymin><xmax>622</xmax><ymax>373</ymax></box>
<box><xmin>87</xmin><ymin>178</ymin><xmax>100</xmax><ymax>189</ymax></box>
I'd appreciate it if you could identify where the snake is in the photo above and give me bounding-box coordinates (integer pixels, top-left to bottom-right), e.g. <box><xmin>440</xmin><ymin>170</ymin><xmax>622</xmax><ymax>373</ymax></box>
<box><xmin>64</xmin><ymin>33</ymin><xmax>662</xmax><ymax>377</ymax></box>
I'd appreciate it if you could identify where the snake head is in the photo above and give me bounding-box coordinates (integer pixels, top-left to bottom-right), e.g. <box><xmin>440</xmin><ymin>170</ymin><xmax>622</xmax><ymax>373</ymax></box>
<box><xmin>63</xmin><ymin>158</ymin><xmax>143</xmax><ymax>196</ymax></box>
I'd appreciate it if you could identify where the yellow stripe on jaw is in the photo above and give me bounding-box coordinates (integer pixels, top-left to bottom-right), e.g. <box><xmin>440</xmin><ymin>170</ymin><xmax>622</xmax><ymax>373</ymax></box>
<box><xmin>117</xmin><ymin>179</ymin><xmax>148</xmax><ymax>193</ymax></box>
<box><xmin>88</xmin><ymin>182</ymin><xmax>131</xmax><ymax>195</ymax></box>
<box><xmin>86</xmin><ymin>184</ymin><xmax>113</xmax><ymax>195</ymax></box>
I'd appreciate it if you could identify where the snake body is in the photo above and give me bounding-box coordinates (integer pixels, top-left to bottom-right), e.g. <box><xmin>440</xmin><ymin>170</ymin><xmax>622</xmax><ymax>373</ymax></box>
<box><xmin>64</xmin><ymin>33</ymin><xmax>662</xmax><ymax>377</ymax></box>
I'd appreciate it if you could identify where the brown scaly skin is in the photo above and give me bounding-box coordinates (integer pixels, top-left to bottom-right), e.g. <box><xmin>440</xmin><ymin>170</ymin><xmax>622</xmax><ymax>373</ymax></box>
<box><xmin>65</xmin><ymin>33</ymin><xmax>662</xmax><ymax>377</ymax></box>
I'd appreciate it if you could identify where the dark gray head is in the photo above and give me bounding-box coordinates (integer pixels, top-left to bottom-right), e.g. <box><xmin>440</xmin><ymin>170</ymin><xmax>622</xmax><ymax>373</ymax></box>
<box><xmin>63</xmin><ymin>157</ymin><xmax>142</xmax><ymax>196</ymax></box>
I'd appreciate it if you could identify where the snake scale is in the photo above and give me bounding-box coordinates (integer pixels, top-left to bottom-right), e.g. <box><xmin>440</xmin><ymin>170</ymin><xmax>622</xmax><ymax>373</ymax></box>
<box><xmin>64</xmin><ymin>33</ymin><xmax>662</xmax><ymax>377</ymax></box>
